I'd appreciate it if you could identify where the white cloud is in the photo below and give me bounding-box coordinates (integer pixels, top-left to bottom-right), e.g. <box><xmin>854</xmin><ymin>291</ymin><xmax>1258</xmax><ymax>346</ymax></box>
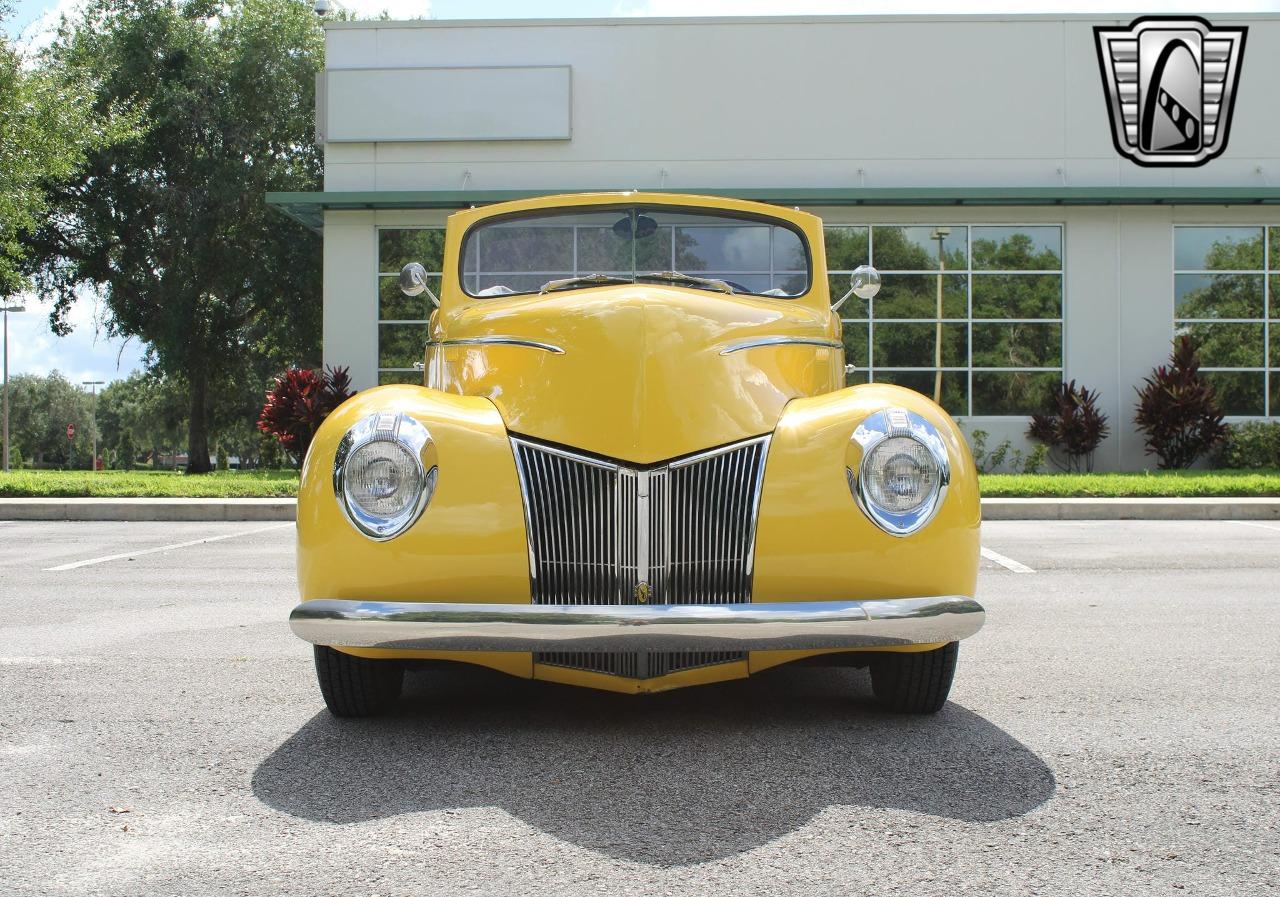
<box><xmin>616</xmin><ymin>0</ymin><xmax>1280</xmax><ymax>14</ymax></box>
<box><xmin>12</xmin><ymin>0</ymin><xmax>83</xmax><ymax>55</ymax></box>
<box><xmin>4</xmin><ymin>292</ymin><xmax>146</xmax><ymax>387</ymax></box>
<box><xmin>332</xmin><ymin>0</ymin><xmax>432</xmax><ymax>19</ymax></box>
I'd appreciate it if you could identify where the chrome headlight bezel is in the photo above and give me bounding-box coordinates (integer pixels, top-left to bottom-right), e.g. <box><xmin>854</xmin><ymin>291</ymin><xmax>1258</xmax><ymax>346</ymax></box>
<box><xmin>333</xmin><ymin>411</ymin><xmax>438</xmax><ymax>541</ymax></box>
<box><xmin>846</xmin><ymin>407</ymin><xmax>951</xmax><ymax>537</ymax></box>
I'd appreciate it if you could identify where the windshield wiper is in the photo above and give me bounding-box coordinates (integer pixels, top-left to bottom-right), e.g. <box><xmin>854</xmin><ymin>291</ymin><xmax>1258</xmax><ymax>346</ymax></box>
<box><xmin>539</xmin><ymin>273</ymin><xmax>633</xmax><ymax>294</ymax></box>
<box><xmin>636</xmin><ymin>271</ymin><xmax>735</xmax><ymax>294</ymax></box>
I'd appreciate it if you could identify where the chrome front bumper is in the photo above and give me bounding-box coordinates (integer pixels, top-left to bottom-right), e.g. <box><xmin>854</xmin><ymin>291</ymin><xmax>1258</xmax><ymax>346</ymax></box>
<box><xmin>288</xmin><ymin>596</ymin><xmax>984</xmax><ymax>653</ymax></box>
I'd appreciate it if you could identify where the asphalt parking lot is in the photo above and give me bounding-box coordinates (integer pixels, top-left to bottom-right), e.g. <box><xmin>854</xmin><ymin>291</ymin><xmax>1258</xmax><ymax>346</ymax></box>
<box><xmin>1</xmin><ymin>519</ymin><xmax>1277</xmax><ymax>896</ymax></box>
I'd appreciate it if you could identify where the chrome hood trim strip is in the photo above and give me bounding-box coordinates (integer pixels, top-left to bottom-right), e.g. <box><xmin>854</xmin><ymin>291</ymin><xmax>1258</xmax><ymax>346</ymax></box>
<box><xmin>719</xmin><ymin>336</ymin><xmax>841</xmax><ymax>355</ymax></box>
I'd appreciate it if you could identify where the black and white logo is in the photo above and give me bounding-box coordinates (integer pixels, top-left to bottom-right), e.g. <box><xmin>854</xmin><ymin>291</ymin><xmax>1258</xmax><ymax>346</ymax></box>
<box><xmin>1094</xmin><ymin>16</ymin><xmax>1247</xmax><ymax>167</ymax></box>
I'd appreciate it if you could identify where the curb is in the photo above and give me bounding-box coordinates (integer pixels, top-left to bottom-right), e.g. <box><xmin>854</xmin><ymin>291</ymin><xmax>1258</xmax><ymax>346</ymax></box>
<box><xmin>0</xmin><ymin>498</ymin><xmax>296</xmax><ymax>522</ymax></box>
<box><xmin>3</xmin><ymin>496</ymin><xmax>1280</xmax><ymax>522</ymax></box>
<box><xmin>981</xmin><ymin>497</ymin><xmax>1280</xmax><ymax>521</ymax></box>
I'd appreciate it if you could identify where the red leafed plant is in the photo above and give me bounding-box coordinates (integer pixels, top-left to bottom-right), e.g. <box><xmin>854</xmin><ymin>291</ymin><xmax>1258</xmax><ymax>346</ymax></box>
<box><xmin>258</xmin><ymin>366</ymin><xmax>354</xmax><ymax>462</ymax></box>
<box><xmin>1133</xmin><ymin>336</ymin><xmax>1228</xmax><ymax>469</ymax></box>
<box><xmin>1027</xmin><ymin>380</ymin><xmax>1111</xmax><ymax>472</ymax></box>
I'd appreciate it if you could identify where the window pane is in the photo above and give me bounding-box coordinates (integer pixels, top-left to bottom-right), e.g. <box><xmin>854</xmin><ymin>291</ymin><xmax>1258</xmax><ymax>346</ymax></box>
<box><xmin>846</xmin><ymin>369</ymin><xmax>870</xmax><ymax>387</ymax></box>
<box><xmin>872</xmin><ymin>225</ymin><xmax>967</xmax><ymax>271</ymax></box>
<box><xmin>874</xmin><ymin>322</ymin><xmax>967</xmax><ymax>368</ymax></box>
<box><xmin>1176</xmin><ymin>322</ymin><xmax>1265</xmax><ymax>368</ymax></box>
<box><xmin>773</xmin><ymin>272</ymin><xmax>808</xmax><ymax>294</ymax></box>
<box><xmin>1271</xmin><ymin>275</ymin><xmax>1280</xmax><ymax>318</ymax></box>
<box><xmin>378</xmin><ymin>323</ymin><xmax>426</xmax><ymax>369</ymax></box>
<box><xmin>972</xmin><ymin>227</ymin><xmax>1061</xmax><ymax>270</ymax></box>
<box><xmin>873</xmin><ymin>370</ymin><xmax>968</xmax><ymax>416</ymax></box>
<box><xmin>379</xmin><ymin>274</ymin><xmax>438</xmax><ymax>321</ymax></box>
<box><xmin>379</xmin><ymin>229</ymin><xmax>446</xmax><ymax>274</ymax></box>
<box><xmin>1174</xmin><ymin>226</ymin><xmax>1263</xmax><ymax>270</ymax></box>
<box><xmin>1271</xmin><ymin>373</ymin><xmax>1279</xmax><ymax>418</ymax></box>
<box><xmin>1204</xmin><ymin>372</ymin><xmax>1265</xmax><ymax>416</ymax></box>
<box><xmin>824</xmin><ymin>226</ymin><xmax>869</xmax><ymax>270</ymax></box>
<box><xmin>1174</xmin><ymin>274</ymin><xmax>1264</xmax><ymax>319</ymax></box>
<box><xmin>475</xmin><ymin>273</ymin><xmax>561</xmax><ymax>294</ymax></box>
<box><xmin>773</xmin><ymin>228</ymin><xmax>807</xmax><ymax>271</ymax></box>
<box><xmin>972</xmin><ymin>323</ymin><xmax>1062</xmax><ymax>368</ymax></box>
<box><xmin>378</xmin><ymin>370</ymin><xmax>423</xmax><ymax>386</ymax></box>
<box><xmin>675</xmin><ymin>225</ymin><xmax>771</xmax><ymax>271</ymax></box>
<box><xmin>972</xmin><ymin>371</ymin><xmax>1057</xmax><ymax>416</ymax></box>
<box><xmin>829</xmin><ymin>273</ymin><xmax>867</xmax><ymax>318</ymax></box>
<box><xmin>972</xmin><ymin>274</ymin><xmax>1062</xmax><ymax>319</ymax></box>
<box><xmin>578</xmin><ymin>224</ymin><xmax>672</xmax><ymax>271</ymax></box>
<box><xmin>473</xmin><ymin>225</ymin><xmax>574</xmax><ymax>273</ymax></box>
<box><xmin>841</xmin><ymin>321</ymin><xmax>869</xmax><ymax>369</ymax></box>
<box><xmin>874</xmin><ymin>273</ymin><xmax>967</xmax><ymax>319</ymax></box>
<box><xmin>1272</xmin><ymin>326</ymin><xmax>1280</xmax><ymax>368</ymax></box>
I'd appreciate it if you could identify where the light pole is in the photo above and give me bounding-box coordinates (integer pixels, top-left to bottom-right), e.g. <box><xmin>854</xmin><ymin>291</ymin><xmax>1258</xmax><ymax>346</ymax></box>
<box><xmin>930</xmin><ymin>228</ymin><xmax>951</xmax><ymax>405</ymax></box>
<box><xmin>82</xmin><ymin>380</ymin><xmax>105</xmax><ymax>472</ymax></box>
<box><xmin>2</xmin><ymin>303</ymin><xmax>26</xmax><ymax>473</ymax></box>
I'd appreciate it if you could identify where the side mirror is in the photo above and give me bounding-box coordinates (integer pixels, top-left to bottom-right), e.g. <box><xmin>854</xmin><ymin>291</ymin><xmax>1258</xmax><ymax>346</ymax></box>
<box><xmin>399</xmin><ymin>262</ymin><xmax>440</xmax><ymax>308</ymax></box>
<box><xmin>833</xmin><ymin>264</ymin><xmax>881</xmax><ymax>312</ymax></box>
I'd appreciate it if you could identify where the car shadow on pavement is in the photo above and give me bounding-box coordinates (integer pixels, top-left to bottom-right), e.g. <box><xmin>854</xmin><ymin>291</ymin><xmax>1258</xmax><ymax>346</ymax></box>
<box><xmin>252</xmin><ymin>664</ymin><xmax>1055</xmax><ymax>866</ymax></box>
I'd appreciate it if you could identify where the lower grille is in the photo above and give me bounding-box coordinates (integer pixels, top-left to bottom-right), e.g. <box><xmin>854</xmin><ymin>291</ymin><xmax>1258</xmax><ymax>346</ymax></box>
<box><xmin>512</xmin><ymin>436</ymin><xmax>770</xmax><ymax>606</ymax></box>
<box><xmin>534</xmin><ymin>651</ymin><xmax>746</xmax><ymax>679</ymax></box>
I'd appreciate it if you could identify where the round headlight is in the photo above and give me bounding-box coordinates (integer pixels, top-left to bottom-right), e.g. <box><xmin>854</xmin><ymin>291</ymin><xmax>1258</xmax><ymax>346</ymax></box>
<box><xmin>863</xmin><ymin>436</ymin><xmax>940</xmax><ymax>514</ymax></box>
<box><xmin>334</xmin><ymin>412</ymin><xmax>437</xmax><ymax>540</ymax></box>
<box><xmin>344</xmin><ymin>439</ymin><xmax>422</xmax><ymax>519</ymax></box>
<box><xmin>847</xmin><ymin>408</ymin><xmax>950</xmax><ymax>536</ymax></box>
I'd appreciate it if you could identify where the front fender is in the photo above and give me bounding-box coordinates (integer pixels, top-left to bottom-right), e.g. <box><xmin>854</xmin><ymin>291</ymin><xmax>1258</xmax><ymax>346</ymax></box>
<box><xmin>296</xmin><ymin>385</ymin><xmax>531</xmax><ymax>606</ymax></box>
<box><xmin>752</xmin><ymin>384</ymin><xmax>981</xmax><ymax>604</ymax></box>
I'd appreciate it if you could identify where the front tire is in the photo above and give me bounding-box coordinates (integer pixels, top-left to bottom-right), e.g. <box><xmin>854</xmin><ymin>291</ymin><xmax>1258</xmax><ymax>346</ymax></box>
<box><xmin>313</xmin><ymin>645</ymin><xmax>404</xmax><ymax>717</ymax></box>
<box><xmin>870</xmin><ymin>641</ymin><xmax>958</xmax><ymax>714</ymax></box>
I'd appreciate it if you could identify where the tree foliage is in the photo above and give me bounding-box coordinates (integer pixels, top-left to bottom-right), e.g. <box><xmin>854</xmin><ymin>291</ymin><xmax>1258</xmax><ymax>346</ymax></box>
<box><xmin>27</xmin><ymin>0</ymin><xmax>324</xmax><ymax>471</ymax></box>
<box><xmin>2</xmin><ymin>371</ymin><xmax>99</xmax><ymax>466</ymax></box>
<box><xmin>0</xmin><ymin>3</ymin><xmax>136</xmax><ymax>298</ymax></box>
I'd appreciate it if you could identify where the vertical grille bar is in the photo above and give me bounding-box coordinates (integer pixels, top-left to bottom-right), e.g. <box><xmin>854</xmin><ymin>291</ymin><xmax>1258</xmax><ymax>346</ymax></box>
<box><xmin>513</xmin><ymin>436</ymin><xmax>769</xmax><ymax>607</ymax></box>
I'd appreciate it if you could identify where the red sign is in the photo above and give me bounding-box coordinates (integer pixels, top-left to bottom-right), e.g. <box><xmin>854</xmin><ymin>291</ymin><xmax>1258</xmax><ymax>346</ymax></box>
<box><xmin>66</xmin><ymin>423</ymin><xmax>76</xmax><ymax>440</ymax></box>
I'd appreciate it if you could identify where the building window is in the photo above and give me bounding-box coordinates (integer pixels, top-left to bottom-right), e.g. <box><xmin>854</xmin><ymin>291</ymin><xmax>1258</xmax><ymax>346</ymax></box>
<box><xmin>1173</xmin><ymin>226</ymin><xmax>1276</xmax><ymax>416</ymax></box>
<box><xmin>828</xmin><ymin>224</ymin><xmax>1064</xmax><ymax>416</ymax></box>
<box><xmin>377</xmin><ymin>228</ymin><xmax>445</xmax><ymax>385</ymax></box>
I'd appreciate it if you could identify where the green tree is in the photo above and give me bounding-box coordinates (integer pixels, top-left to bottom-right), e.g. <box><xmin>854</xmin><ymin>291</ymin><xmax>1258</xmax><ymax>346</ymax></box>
<box><xmin>28</xmin><ymin>0</ymin><xmax>324</xmax><ymax>472</ymax></box>
<box><xmin>2</xmin><ymin>371</ymin><xmax>98</xmax><ymax>466</ymax></box>
<box><xmin>0</xmin><ymin>2</ymin><xmax>135</xmax><ymax>298</ymax></box>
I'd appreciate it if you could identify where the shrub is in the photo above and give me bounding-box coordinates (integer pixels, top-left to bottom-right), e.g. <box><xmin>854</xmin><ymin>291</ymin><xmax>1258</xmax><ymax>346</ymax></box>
<box><xmin>1027</xmin><ymin>380</ymin><xmax>1110</xmax><ymax>472</ymax></box>
<box><xmin>115</xmin><ymin>431</ymin><xmax>136</xmax><ymax>470</ymax></box>
<box><xmin>257</xmin><ymin>366</ymin><xmax>354</xmax><ymax>463</ymax></box>
<box><xmin>965</xmin><ymin>427</ymin><xmax>1047</xmax><ymax>475</ymax></box>
<box><xmin>216</xmin><ymin>443</ymin><xmax>230</xmax><ymax>471</ymax></box>
<box><xmin>1219</xmin><ymin>421</ymin><xmax>1280</xmax><ymax>469</ymax></box>
<box><xmin>1134</xmin><ymin>336</ymin><xmax>1228</xmax><ymax>469</ymax></box>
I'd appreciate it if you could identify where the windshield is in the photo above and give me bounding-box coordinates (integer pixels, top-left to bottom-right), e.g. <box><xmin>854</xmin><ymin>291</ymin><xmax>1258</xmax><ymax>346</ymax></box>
<box><xmin>460</xmin><ymin>206</ymin><xmax>810</xmax><ymax>298</ymax></box>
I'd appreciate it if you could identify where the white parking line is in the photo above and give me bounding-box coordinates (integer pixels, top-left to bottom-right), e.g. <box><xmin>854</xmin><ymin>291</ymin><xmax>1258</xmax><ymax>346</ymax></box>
<box><xmin>44</xmin><ymin>523</ymin><xmax>294</xmax><ymax>572</ymax></box>
<box><xmin>981</xmin><ymin>546</ymin><xmax>1036</xmax><ymax>574</ymax></box>
<box><xmin>1225</xmin><ymin>520</ymin><xmax>1280</xmax><ymax>533</ymax></box>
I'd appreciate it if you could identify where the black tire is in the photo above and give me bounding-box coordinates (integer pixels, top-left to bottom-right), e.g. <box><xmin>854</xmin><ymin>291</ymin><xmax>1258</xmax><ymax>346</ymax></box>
<box><xmin>870</xmin><ymin>642</ymin><xmax>959</xmax><ymax>714</ymax></box>
<box><xmin>313</xmin><ymin>645</ymin><xmax>405</xmax><ymax>718</ymax></box>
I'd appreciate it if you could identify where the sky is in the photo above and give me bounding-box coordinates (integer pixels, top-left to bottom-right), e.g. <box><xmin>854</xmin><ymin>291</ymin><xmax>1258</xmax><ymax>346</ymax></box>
<box><xmin>3</xmin><ymin>0</ymin><xmax>1280</xmax><ymax>384</ymax></box>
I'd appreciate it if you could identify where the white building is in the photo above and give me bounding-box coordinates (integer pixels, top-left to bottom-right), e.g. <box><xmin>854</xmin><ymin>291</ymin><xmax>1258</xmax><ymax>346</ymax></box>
<box><xmin>269</xmin><ymin>13</ymin><xmax>1280</xmax><ymax>471</ymax></box>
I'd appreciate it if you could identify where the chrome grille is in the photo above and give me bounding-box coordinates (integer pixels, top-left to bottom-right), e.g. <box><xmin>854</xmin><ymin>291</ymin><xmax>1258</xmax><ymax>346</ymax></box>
<box><xmin>512</xmin><ymin>436</ymin><xmax>770</xmax><ymax>606</ymax></box>
<box><xmin>534</xmin><ymin>651</ymin><xmax>746</xmax><ymax>679</ymax></box>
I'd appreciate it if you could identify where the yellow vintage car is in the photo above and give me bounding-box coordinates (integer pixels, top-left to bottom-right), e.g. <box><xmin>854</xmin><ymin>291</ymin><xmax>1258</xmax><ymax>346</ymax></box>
<box><xmin>289</xmin><ymin>192</ymin><xmax>983</xmax><ymax>716</ymax></box>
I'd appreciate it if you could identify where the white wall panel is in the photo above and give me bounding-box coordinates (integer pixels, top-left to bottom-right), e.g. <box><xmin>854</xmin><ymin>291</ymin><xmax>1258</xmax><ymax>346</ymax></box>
<box><xmin>325</xmin><ymin>67</ymin><xmax>571</xmax><ymax>143</ymax></box>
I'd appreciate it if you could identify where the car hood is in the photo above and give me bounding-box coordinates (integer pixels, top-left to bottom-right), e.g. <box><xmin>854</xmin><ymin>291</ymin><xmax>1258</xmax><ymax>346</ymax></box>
<box><xmin>432</xmin><ymin>285</ymin><xmax>840</xmax><ymax>465</ymax></box>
